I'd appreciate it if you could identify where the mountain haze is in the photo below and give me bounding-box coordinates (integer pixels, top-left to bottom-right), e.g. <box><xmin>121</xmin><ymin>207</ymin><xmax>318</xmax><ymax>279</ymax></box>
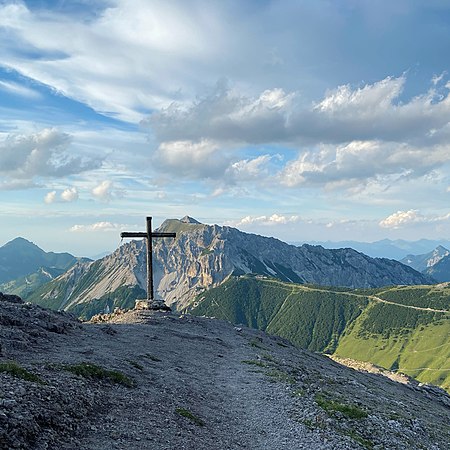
<box><xmin>302</xmin><ymin>239</ymin><xmax>450</xmax><ymax>260</ymax></box>
<box><xmin>401</xmin><ymin>246</ymin><xmax>450</xmax><ymax>273</ymax></box>
<box><xmin>0</xmin><ymin>237</ymin><xmax>85</xmax><ymax>284</ymax></box>
<box><xmin>26</xmin><ymin>217</ymin><xmax>432</xmax><ymax>318</ymax></box>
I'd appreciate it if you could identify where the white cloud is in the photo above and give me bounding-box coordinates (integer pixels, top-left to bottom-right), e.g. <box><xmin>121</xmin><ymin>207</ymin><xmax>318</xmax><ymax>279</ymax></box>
<box><xmin>145</xmin><ymin>76</ymin><xmax>450</xmax><ymax>191</ymax></box>
<box><xmin>314</xmin><ymin>76</ymin><xmax>404</xmax><ymax>115</ymax></box>
<box><xmin>0</xmin><ymin>0</ymin><xmax>227</xmax><ymax>122</ymax></box>
<box><xmin>154</xmin><ymin>139</ymin><xmax>229</xmax><ymax>179</ymax></box>
<box><xmin>44</xmin><ymin>190</ymin><xmax>57</xmax><ymax>204</ymax></box>
<box><xmin>147</xmin><ymin>76</ymin><xmax>450</xmax><ymax>149</ymax></box>
<box><xmin>226</xmin><ymin>155</ymin><xmax>273</xmax><ymax>182</ymax></box>
<box><xmin>146</xmin><ymin>84</ymin><xmax>293</xmax><ymax>144</ymax></box>
<box><xmin>60</xmin><ymin>187</ymin><xmax>78</xmax><ymax>202</ymax></box>
<box><xmin>0</xmin><ymin>128</ymin><xmax>102</xmax><ymax>183</ymax></box>
<box><xmin>379</xmin><ymin>210</ymin><xmax>423</xmax><ymax>228</ymax></box>
<box><xmin>70</xmin><ymin>222</ymin><xmax>133</xmax><ymax>232</ymax></box>
<box><xmin>379</xmin><ymin>210</ymin><xmax>450</xmax><ymax>228</ymax></box>
<box><xmin>155</xmin><ymin>191</ymin><xmax>167</xmax><ymax>200</ymax></box>
<box><xmin>279</xmin><ymin>140</ymin><xmax>450</xmax><ymax>188</ymax></box>
<box><xmin>92</xmin><ymin>180</ymin><xmax>113</xmax><ymax>201</ymax></box>
<box><xmin>230</xmin><ymin>214</ymin><xmax>301</xmax><ymax>227</ymax></box>
<box><xmin>154</xmin><ymin>139</ymin><xmax>279</xmax><ymax>185</ymax></box>
<box><xmin>432</xmin><ymin>72</ymin><xmax>446</xmax><ymax>86</ymax></box>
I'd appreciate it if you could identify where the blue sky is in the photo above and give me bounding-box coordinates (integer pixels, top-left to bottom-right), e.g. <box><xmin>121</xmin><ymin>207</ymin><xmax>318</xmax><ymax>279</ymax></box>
<box><xmin>1</xmin><ymin>0</ymin><xmax>450</xmax><ymax>256</ymax></box>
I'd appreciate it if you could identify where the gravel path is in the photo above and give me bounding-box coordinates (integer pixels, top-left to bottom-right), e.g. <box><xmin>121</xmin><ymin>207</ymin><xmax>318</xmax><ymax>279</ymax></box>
<box><xmin>1</xmin><ymin>296</ymin><xmax>449</xmax><ymax>449</ymax></box>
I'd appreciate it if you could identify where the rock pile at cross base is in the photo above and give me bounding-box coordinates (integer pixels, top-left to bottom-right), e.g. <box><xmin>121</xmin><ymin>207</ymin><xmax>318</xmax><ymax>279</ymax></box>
<box><xmin>1</xmin><ymin>292</ymin><xmax>449</xmax><ymax>450</ymax></box>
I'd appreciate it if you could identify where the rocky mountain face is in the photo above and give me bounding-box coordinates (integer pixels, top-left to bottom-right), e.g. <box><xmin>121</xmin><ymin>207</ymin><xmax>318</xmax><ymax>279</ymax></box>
<box><xmin>401</xmin><ymin>245</ymin><xmax>450</xmax><ymax>272</ymax></box>
<box><xmin>424</xmin><ymin>254</ymin><xmax>450</xmax><ymax>282</ymax></box>
<box><xmin>26</xmin><ymin>217</ymin><xmax>433</xmax><ymax>316</ymax></box>
<box><xmin>0</xmin><ymin>237</ymin><xmax>85</xmax><ymax>284</ymax></box>
<box><xmin>153</xmin><ymin>218</ymin><xmax>433</xmax><ymax>309</ymax></box>
<box><xmin>400</xmin><ymin>246</ymin><xmax>450</xmax><ymax>282</ymax></box>
<box><xmin>1</xmin><ymin>293</ymin><xmax>449</xmax><ymax>449</ymax></box>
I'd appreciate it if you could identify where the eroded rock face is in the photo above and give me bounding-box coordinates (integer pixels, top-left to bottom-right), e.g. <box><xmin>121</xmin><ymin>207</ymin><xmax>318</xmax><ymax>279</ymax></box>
<box><xmin>152</xmin><ymin>220</ymin><xmax>432</xmax><ymax>309</ymax></box>
<box><xmin>0</xmin><ymin>292</ymin><xmax>79</xmax><ymax>337</ymax></box>
<box><xmin>27</xmin><ymin>218</ymin><xmax>432</xmax><ymax>312</ymax></box>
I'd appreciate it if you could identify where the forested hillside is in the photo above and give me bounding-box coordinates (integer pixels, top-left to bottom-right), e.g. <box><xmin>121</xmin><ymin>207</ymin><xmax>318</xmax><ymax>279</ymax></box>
<box><xmin>189</xmin><ymin>276</ymin><xmax>450</xmax><ymax>391</ymax></box>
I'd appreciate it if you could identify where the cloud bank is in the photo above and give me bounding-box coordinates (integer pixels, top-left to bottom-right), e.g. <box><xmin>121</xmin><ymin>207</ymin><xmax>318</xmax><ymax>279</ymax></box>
<box><xmin>0</xmin><ymin>128</ymin><xmax>102</xmax><ymax>187</ymax></box>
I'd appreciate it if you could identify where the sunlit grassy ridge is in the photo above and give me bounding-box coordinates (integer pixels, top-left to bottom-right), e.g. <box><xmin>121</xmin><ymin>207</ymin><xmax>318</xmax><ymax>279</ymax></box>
<box><xmin>190</xmin><ymin>276</ymin><xmax>450</xmax><ymax>391</ymax></box>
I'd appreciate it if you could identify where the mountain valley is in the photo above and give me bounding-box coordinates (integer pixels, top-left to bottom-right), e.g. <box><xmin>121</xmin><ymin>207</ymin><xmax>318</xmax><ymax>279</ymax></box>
<box><xmin>22</xmin><ymin>217</ymin><xmax>433</xmax><ymax>319</ymax></box>
<box><xmin>189</xmin><ymin>276</ymin><xmax>450</xmax><ymax>392</ymax></box>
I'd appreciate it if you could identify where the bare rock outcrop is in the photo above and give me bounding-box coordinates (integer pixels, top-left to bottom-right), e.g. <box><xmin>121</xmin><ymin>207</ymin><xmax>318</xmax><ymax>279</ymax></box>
<box><xmin>1</xmin><ymin>296</ymin><xmax>449</xmax><ymax>449</ymax></box>
<box><xmin>27</xmin><ymin>218</ymin><xmax>433</xmax><ymax>315</ymax></box>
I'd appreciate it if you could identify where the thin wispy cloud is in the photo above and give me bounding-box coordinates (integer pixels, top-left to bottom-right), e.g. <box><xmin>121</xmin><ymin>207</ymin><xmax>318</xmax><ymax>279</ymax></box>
<box><xmin>0</xmin><ymin>80</ymin><xmax>41</xmax><ymax>99</ymax></box>
<box><xmin>1</xmin><ymin>0</ymin><xmax>450</xmax><ymax>253</ymax></box>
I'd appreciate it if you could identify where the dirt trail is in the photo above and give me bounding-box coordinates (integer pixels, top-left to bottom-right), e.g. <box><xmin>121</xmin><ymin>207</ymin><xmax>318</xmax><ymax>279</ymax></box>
<box><xmin>1</xmin><ymin>298</ymin><xmax>450</xmax><ymax>449</ymax></box>
<box><xmin>264</xmin><ymin>279</ymin><xmax>450</xmax><ymax>314</ymax></box>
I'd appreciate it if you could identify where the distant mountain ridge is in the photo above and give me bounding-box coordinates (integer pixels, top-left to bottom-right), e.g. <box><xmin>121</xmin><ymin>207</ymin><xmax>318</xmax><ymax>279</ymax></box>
<box><xmin>25</xmin><ymin>217</ymin><xmax>432</xmax><ymax>318</ymax></box>
<box><xmin>400</xmin><ymin>246</ymin><xmax>450</xmax><ymax>282</ymax></box>
<box><xmin>298</xmin><ymin>238</ymin><xmax>450</xmax><ymax>260</ymax></box>
<box><xmin>424</xmin><ymin>255</ymin><xmax>450</xmax><ymax>282</ymax></box>
<box><xmin>0</xmin><ymin>237</ymin><xmax>86</xmax><ymax>284</ymax></box>
<box><xmin>401</xmin><ymin>246</ymin><xmax>450</xmax><ymax>272</ymax></box>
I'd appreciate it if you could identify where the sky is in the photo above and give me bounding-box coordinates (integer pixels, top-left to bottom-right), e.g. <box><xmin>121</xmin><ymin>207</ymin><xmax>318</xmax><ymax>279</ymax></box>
<box><xmin>1</xmin><ymin>0</ymin><xmax>450</xmax><ymax>256</ymax></box>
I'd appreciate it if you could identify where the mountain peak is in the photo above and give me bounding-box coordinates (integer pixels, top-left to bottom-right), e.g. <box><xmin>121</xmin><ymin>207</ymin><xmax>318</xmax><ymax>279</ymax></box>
<box><xmin>3</xmin><ymin>237</ymin><xmax>40</xmax><ymax>250</ymax></box>
<box><xmin>180</xmin><ymin>216</ymin><xmax>201</xmax><ymax>224</ymax></box>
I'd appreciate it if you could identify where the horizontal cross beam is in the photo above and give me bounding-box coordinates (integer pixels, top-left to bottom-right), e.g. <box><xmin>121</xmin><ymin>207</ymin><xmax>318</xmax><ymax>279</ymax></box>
<box><xmin>120</xmin><ymin>232</ymin><xmax>176</xmax><ymax>238</ymax></box>
<box><xmin>120</xmin><ymin>217</ymin><xmax>176</xmax><ymax>303</ymax></box>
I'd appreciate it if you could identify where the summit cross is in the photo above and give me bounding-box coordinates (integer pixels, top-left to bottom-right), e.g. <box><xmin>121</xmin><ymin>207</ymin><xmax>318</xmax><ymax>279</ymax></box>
<box><xmin>120</xmin><ymin>216</ymin><xmax>176</xmax><ymax>306</ymax></box>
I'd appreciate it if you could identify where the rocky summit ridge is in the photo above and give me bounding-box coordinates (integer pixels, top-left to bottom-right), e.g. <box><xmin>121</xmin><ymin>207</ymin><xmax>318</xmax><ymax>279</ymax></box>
<box><xmin>27</xmin><ymin>217</ymin><xmax>432</xmax><ymax>317</ymax></box>
<box><xmin>1</xmin><ymin>292</ymin><xmax>450</xmax><ymax>449</ymax></box>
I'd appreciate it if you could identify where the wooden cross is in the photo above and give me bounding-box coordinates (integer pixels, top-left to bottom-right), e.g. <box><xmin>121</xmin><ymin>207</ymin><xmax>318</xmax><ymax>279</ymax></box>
<box><xmin>120</xmin><ymin>216</ymin><xmax>176</xmax><ymax>303</ymax></box>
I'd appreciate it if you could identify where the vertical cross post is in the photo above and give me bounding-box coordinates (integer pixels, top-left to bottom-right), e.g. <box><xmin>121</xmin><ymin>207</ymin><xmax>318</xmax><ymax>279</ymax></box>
<box><xmin>146</xmin><ymin>216</ymin><xmax>153</xmax><ymax>301</ymax></box>
<box><xmin>121</xmin><ymin>216</ymin><xmax>176</xmax><ymax>308</ymax></box>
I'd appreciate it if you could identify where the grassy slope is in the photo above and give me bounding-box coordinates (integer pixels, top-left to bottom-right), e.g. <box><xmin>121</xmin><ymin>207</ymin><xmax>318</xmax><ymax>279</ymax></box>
<box><xmin>26</xmin><ymin>259</ymin><xmax>146</xmax><ymax>320</ymax></box>
<box><xmin>334</xmin><ymin>285</ymin><xmax>450</xmax><ymax>391</ymax></box>
<box><xmin>190</xmin><ymin>276</ymin><xmax>450</xmax><ymax>391</ymax></box>
<box><xmin>0</xmin><ymin>267</ymin><xmax>65</xmax><ymax>298</ymax></box>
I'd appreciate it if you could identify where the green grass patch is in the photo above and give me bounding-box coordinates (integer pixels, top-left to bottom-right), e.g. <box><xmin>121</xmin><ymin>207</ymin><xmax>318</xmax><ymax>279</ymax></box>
<box><xmin>300</xmin><ymin>417</ymin><xmax>326</xmax><ymax>430</ymax></box>
<box><xmin>292</xmin><ymin>388</ymin><xmax>305</xmax><ymax>397</ymax></box>
<box><xmin>344</xmin><ymin>430</ymin><xmax>374</xmax><ymax>449</ymax></box>
<box><xmin>266</xmin><ymin>368</ymin><xmax>296</xmax><ymax>384</ymax></box>
<box><xmin>0</xmin><ymin>361</ymin><xmax>44</xmax><ymax>384</ymax></box>
<box><xmin>128</xmin><ymin>360</ymin><xmax>144</xmax><ymax>371</ymax></box>
<box><xmin>315</xmin><ymin>394</ymin><xmax>368</xmax><ymax>419</ymax></box>
<box><xmin>249</xmin><ymin>337</ymin><xmax>267</xmax><ymax>349</ymax></box>
<box><xmin>62</xmin><ymin>362</ymin><xmax>134</xmax><ymax>387</ymax></box>
<box><xmin>262</xmin><ymin>353</ymin><xmax>276</xmax><ymax>362</ymax></box>
<box><xmin>241</xmin><ymin>359</ymin><xmax>267</xmax><ymax>368</ymax></box>
<box><xmin>175</xmin><ymin>407</ymin><xmax>204</xmax><ymax>426</ymax></box>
